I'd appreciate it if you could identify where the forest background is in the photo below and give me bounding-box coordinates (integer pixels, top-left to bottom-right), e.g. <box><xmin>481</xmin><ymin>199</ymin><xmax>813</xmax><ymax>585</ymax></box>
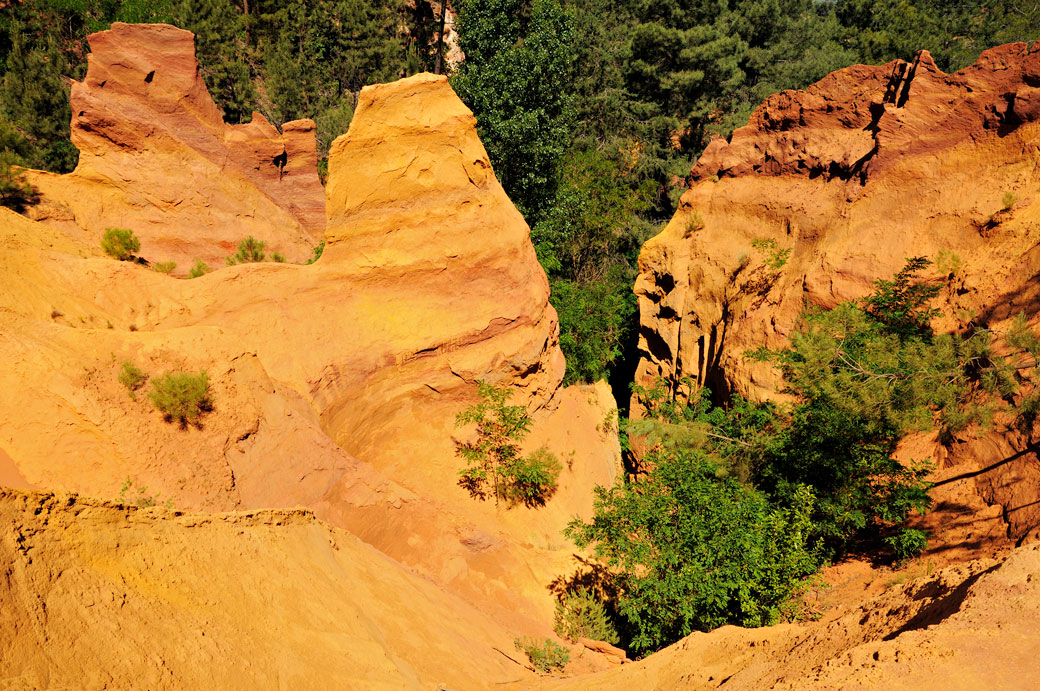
<box><xmin>2</xmin><ymin>0</ymin><xmax>1038</xmax><ymax>398</ymax></box>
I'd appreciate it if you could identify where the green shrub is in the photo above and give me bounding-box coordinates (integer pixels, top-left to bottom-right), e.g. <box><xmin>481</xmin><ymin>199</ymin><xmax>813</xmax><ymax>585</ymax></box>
<box><xmin>148</xmin><ymin>370</ymin><xmax>211</xmax><ymax>425</ymax></box>
<box><xmin>118</xmin><ymin>361</ymin><xmax>147</xmax><ymax>395</ymax></box>
<box><xmin>1002</xmin><ymin>191</ymin><xmax>1017</xmax><ymax>210</ymax></box>
<box><xmin>498</xmin><ymin>447</ymin><xmax>561</xmax><ymax>507</ymax></box>
<box><xmin>886</xmin><ymin>528</ymin><xmax>929</xmax><ymax>562</ymax></box>
<box><xmin>187</xmin><ymin>260</ymin><xmax>210</xmax><ymax>278</ymax></box>
<box><xmin>456</xmin><ymin>382</ymin><xmax>560</xmax><ymax>506</ymax></box>
<box><xmin>272</xmin><ymin>251</ymin><xmax>286</xmax><ymax>263</ymax></box>
<box><xmin>226</xmin><ymin>236</ymin><xmax>266</xmax><ymax>265</ymax></box>
<box><xmin>553</xmin><ymin>587</ymin><xmax>619</xmax><ymax>644</ymax></box>
<box><xmin>567</xmin><ymin>452</ymin><xmax>818</xmax><ymax>653</ymax></box>
<box><xmin>514</xmin><ymin>637</ymin><xmax>569</xmax><ymax>674</ymax></box>
<box><xmin>101</xmin><ymin>227</ymin><xmax>141</xmax><ymax>261</ymax></box>
<box><xmin>153</xmin><ymin>261</ymin><xmax>176</xmax><ymax>274</ymax></box>
<box><xmin>306</xmin><ymin>240</ymin><xmax>325</xmax><ymax>265</ymax></box>
<box><xmin>751</xmin><ymin>237</ymin><xmax>791</xmax><ymax>270</ymax></box>
<box><xmin>118</xmin><ymin>476</ymin><xmax>173</xmax><ymax>509</ymax></box>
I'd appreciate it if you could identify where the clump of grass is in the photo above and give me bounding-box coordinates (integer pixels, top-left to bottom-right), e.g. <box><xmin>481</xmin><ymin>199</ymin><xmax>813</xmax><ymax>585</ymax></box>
<box><xmin>187</xmin><ymin>260</ymin><xmax>211</xmax><ymax>278</ymax></box>
<box><xmin>101</xmin><ymin>227</ymin><xmax>140</xmax><ymax>261</ymax></box>
<box><xmin>118</xmin><ymin>361</ymin><xmax>148</xmax><ymax>397</ymax></box>
<box><xmin>553</xmin><ymin>587</ymin><xmax>619</xmax><ymax>644</ymax></box>
<box><xmin>148</xmin><ymin>369</ymin><xmax>212</xmax><ymax>425</ymax></box>
<box><xmin>1002</xmin><ymin>191</ymin><xmax>1018</xmax><ymax>211</ymax></box>
<box><xmin>153</xmin><ymin>261</ymin><xmax>176</xmax><ymax>274</ymax></box>
<box><xmin>118</xmin><ymin>476</ymin><xmax>173</xmax><ymax>509</ymax></box>
<box><xmin>514</xmin><ymin>637</ymin><xmax>569</xmax><ymax>674</ymax></box>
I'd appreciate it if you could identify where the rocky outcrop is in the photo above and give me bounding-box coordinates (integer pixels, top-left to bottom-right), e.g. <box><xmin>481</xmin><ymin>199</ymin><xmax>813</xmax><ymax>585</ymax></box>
<box><xmin>692</xmin><ymin>43</ymin><xmax>1040</xmax><ymax>185</ymax></box>
<box><xmin>634</xmin><ymin>42</ymin><xmax>1040</xmax><ymax>543</ymax></box>
<box><xmin>24</xmin><ymin>23</ymin><xmax>325</xmax><ymax>270</ymax></box>
<box><xmin>0</xmin><ymin>70</ymin><xmax>618</xmax><ymax>637</ymax></box>
<box><xmin>535</xmin><ymin>541</ymin><xmax>1040</xmax><ymax>690</ymax></box>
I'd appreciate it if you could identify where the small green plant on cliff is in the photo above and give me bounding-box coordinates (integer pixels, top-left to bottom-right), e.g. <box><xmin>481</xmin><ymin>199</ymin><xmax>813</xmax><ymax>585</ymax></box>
<box><xmin>225</xmin><ymin>236</ymin><xmax>266</xmax><ymax>265</ymax></box>
<box><xmin>148</xmin><ymin>369</ymin><xmax>211</xmax><ymax>426</ymax></box>
<box><xmin>514</xmin><ymin>637</ymin><xmax>569</xmax><ymax>673</ymax></box>
<box><xmin>152</xmin><ymin>261</ymin><xmax>176</xmax><ymax>274</ymax></box>
<box><xmin>553</xmin><ymin>587</ymin><xmax>619</xmax><ymax>644</ymax></box>
<box><xmin>935</xmin><ymin>248</ymin><xmax>962</xmax><ymax>277</ymax></box>
<box><xmin>118</xmin><ymin>476</ymin><xmax>173</xmax><ymax>509</ymax></box>
<box><xmin>751</xmin><ymin>237</ymin><xmax>792</xmax><ymax>271</ymax></box>
<box><xmin>306</xmin><ymin>240</ymin><xmax>325</xmax><ymax>265</ymax></box>
<box><xmin>187</xmin><ymin>260</ymin><xmax>211</xmax><ymax>278</ymax></box>
<box><xmin>455</xmin><ymin>382</ymin><xmax>559</xmax><ymax>506</ymax></box>
<box><xmin>101</xmin><ymin>227</ymin><xmax>141</xmax><ymax>261</ymax></box>
<box><xmin>1002</xmin><ymin>191</ymin><xmax>1018</xmax><ymax>211</ymax></box>
<box><xmin>117</xmin><ymin>361</ymin><xmax>147</xmax><ymax>397</ymax></box>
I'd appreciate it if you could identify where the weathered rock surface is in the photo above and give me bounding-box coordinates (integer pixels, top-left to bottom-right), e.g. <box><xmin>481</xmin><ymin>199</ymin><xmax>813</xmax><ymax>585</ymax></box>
<box><xmin>530</xmin><ymin>541</ymin><xmax>1040</xmax><ymax>690</ymax></box>
<box><xmin>0</xmin><ymin>489</ymin><xmax>532</xmax><ymax>690</ymax></box>
<box><xmin>23</xmin><ymin>23</ymin><xmax>325</xmax><ymax>270</ymax></box>
<box><xmin>0</xmin><ymin>69</ymin><xmax>618</xmax><ymax>653</ymax></box>
<box><xmin>634</xmin><ymin>41</ymin><xmax>1040</xmax><ymax>544</ymax></box>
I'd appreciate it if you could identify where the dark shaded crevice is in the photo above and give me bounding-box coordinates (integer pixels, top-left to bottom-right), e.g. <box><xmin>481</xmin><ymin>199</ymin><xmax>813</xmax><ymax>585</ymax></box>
<box><xmin>880</xmin><ymin>564</ymin><xmax>998</xmax><ymax>640</ymax></box>
<box><xmin>895</xmin><ymin>53</ymin><xmax>920</xmax><ymax>108</ymax></box>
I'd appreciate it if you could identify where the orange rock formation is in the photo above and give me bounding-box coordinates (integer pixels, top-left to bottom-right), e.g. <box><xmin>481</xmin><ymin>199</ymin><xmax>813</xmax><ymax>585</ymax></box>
<box><xmin>24</xmin><ymin>23</ymin><xmax>325</xmax><ymax>270</ymax></box>
<box><xmin>0</xmin><ymin>58</ymin><xmax>620</xmax><ymax>684</ymax></box>
<box><xmin>634</xmin><ymin>42</ymin><xmax>1040</xmax><ymax>544</ymax></box>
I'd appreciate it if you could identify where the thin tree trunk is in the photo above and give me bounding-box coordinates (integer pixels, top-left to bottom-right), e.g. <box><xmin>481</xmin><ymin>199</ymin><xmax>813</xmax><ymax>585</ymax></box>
<box><xmin>434</xmin><ymin>0</ymin><xmax>448</xmax><ymax>75</ymax></box>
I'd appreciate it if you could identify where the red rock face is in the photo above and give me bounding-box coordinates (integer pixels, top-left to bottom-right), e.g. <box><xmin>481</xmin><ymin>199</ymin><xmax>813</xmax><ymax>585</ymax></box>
<box><xmin>26</xmin><ymin>23</ymin><xmax>325</xmax><ymax>269</ymax></box>
<box><xmin>635</xmin><ymin>42</ymin><xmax>1040</xmax><ymax>544</ymax></box>
<box><xmin>694</xmin><ymin>43</ymin><xmax>1040</xmax><ymax>185</ymax></box>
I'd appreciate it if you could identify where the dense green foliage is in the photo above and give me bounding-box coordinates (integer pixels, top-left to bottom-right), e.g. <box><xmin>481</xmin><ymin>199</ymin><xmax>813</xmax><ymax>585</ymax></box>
<box><xmin>568</xmin><ymin>451</ymin><xmax>819</xmax><ymax>653</ymax></box>
<box><xmin>148</xmin><ymin>370</ymin><xmax>212</xmax><ymax>425</ymax></box>
<box><xmin>569</xmin><ymin>258</ymin><xmax>1040</xmax><ymax>655</ymax></box>
<box><xmin>101</xmin><ymin>227</ymin><xmax>141</xmax><ymax>261</ymax></box>
<box><xmin>450</xmin><ymin>0</ymin><xmax>1039</xmax><ymax>388</ymax></box>
<box><xmin>455</xmin><ymin>382</ymin><xmax>560</xmax><ymax>506</ymax></box>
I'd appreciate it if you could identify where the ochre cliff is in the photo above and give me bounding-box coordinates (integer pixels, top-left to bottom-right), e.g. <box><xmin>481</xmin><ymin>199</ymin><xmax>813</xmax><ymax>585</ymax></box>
<box><xmin>0</xmin><ymin>63</ymin><xmax>620</xmax><ymax>677</ymax></box>
<box><xmin>23</xmin><ymin>23</ymin><xmax>325</xmax><ymax>270</ymax></box>
<box><xmin>634</xmin><ymin>41</ymin><xmax>1040</xmax><ymax>545</ymax></box>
